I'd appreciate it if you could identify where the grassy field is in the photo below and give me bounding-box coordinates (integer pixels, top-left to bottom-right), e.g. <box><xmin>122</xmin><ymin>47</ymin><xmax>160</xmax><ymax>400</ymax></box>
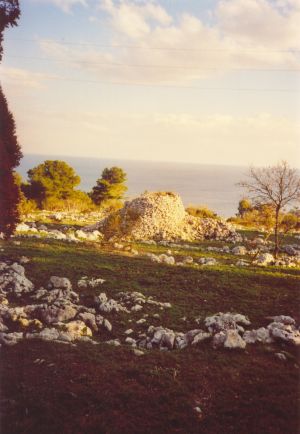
<box><xmin>0</xmin><ymin>234</ymin><xmax>299</xmax><ymax>434</ymax></box>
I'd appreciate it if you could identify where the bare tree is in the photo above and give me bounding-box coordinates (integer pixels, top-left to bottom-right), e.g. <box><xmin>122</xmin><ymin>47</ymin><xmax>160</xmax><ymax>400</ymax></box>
<box><xmin>239</xmin><ymin>161</ymin><xmax>300</xmax><ymax>258</ymax></box>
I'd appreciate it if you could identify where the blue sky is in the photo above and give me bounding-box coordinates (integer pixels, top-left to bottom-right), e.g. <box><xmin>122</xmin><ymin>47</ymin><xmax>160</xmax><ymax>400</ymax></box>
<box><xmin>1</xmin><ymin>0</ymin><xmax>299</xmax><ymax>166</ymax></box>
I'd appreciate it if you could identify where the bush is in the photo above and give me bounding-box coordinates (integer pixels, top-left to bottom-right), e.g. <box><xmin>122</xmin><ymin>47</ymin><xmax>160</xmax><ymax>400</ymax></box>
<box><xmin>186</xmin><ymin>205</ymin><xmax>219</xmax><ymax>219</ymax></box>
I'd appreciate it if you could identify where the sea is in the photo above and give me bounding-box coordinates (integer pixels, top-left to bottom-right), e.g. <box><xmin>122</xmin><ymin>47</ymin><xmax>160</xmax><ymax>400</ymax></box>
<box><xmin>18</xmin><ymin>154</ymin><xmax>247</xmax><ymax>218</ymax></box>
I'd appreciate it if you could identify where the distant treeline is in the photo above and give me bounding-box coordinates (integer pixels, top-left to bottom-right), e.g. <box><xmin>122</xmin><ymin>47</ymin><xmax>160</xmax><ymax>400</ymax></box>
<box><xmin>17</xmin><ymin>160</ymin><xmax>127</xmax><ymax>213</ymax></box>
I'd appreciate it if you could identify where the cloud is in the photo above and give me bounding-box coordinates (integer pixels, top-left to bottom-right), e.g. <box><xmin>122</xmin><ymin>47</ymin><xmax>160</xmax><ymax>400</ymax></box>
<box><xmin>39</xmin><ymin>0</ymin><xmax>300</xmax><ymax>84</ymax></box>
<box><xmin>0</xmin><ymin>66</ymin><xmax>51</xmax><ymax>89</ymax></box>
<box><xmin>31</xmin><ymin>0</ymin><xmax>87</xmax><ymax>13</ymax></box>
<box><xmin>216</xmin><ymin>0</ymin><xmax>300</xmax><ymax>49</ymax></box>
<box><xmin>100</xmin><ymin>0</ymin><xmax>172</xmax><ymax>38</ymax></box>
<box><xmin>17</xmin><ymin>110</ymin><xmax>300</xmax><ymax>166</ymax></box>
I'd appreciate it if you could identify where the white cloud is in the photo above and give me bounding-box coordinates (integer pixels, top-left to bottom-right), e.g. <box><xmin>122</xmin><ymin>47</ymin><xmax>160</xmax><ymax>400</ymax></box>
<box><xmin>100</xmin><ymin>0</ymin><xmax>172</xmax><ymax>38</ymax></box>
<box><xmin>216</xmin><ymin>0</ymin><xmax>300</xmax><ymax>49</ymax></box>
<box><xmin>39</xmin><ymin>0</ymin><xmax>300</xmax><ymax>84</ymax></box>
<box><xmin>31</xmin><ymin>0</ymin><xmax>87</xmax><ymax>13</ymax></box>
<box><xmin>17</xmin><ymin>109</ymin><xmax>300</xmax><ymax>166</ymax></box>
<box><xmin>0</xmin><ymin>66</ymin><xmax>51</xmax><ymax>89</ymax></box>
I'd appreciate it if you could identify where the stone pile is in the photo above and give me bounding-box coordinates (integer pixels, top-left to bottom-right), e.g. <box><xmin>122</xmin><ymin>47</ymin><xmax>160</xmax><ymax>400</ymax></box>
<box><xmin>123</xmin><ymin>311</ymin><xmax>300</xmax><ymax>351</ymax></box>
<box><xmin>96</xmin><ymin>192</ymin><xmax>241</xmax><ymax>243</ymax></box>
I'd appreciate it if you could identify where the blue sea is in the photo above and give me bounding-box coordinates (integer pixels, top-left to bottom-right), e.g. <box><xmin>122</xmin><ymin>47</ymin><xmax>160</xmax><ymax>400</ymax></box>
<box><xmin>18</xmin><ymin>154</ymin><xmax>247</xmax><ymax>218</ymax></box>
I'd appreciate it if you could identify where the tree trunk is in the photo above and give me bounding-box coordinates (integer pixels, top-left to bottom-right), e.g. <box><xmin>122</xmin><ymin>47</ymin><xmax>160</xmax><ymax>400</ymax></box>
<box><xmin>274</xmin><ymin>206</ymin><xmax>280</xmax><ymax>259</ymax></box>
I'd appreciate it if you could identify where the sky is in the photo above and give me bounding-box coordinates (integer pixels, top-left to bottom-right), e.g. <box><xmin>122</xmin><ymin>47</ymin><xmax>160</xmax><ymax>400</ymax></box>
<box><xmin>1</xmin><ymin>0</ymin><xmax>300</xmax><ymax>166</ymax></box>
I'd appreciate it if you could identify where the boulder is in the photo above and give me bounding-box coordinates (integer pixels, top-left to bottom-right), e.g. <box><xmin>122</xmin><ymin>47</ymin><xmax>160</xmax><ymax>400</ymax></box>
<box><xmin>255</xmin><ymin>253</ymin><xmax>275</xmax><ymax>266</ymax></box>
<box><xmin>39</xmin><ymin>304</ymin><xmax>77</xmax><ymax>325</ymax></box>
<box><xmin>223</xmin><ymin>330</ymin><xmax>246</xmax><ymax>349</ymax></box>
<box><xmin>63</xmin><ymin>320</ymin><xmax>92</xmax><ymax>339</ymax></box>
<box><xmin>48</xmin><ymin>276</ymin><xmax>72</xmax><ymax>291</ymax></box>
<box><xmin>232</xmin><ymin>246</ymin><xmax>247</xmax><ymax>255</ymax></box>
<box><xmin>0</xmin><ymin>262</ymin><xmax>34</xmax><ymax>295</ymax></box>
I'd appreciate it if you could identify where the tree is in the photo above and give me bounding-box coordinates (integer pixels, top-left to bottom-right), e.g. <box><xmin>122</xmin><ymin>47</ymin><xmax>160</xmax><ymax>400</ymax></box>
<box><xmin>239</xmin><ymin>161</ymin><xmax>300</xmax><ymax>257</ymax></box>
<box><xmin>25</xmin><ymin>160</ymin><xmax>81</xmax><ymax>209</ymax></box>
<box><xmin>0</xmin><ymin>1</ymin><xmax>21</xmax><ymax>238</ymax></box>
<box><xmin>90</xmin><ymin>167</ymin><xmax>127</xmax><ymax>205</ymax></box>
<box><xmin>238</xmin><ymin>198</ymin><xmax>252</xmax><ymax>217</ymax></box>
<box><xmin>0</xmin><ymin>1</ymin><xmax>20</xmax><ymax>61</ymax></box>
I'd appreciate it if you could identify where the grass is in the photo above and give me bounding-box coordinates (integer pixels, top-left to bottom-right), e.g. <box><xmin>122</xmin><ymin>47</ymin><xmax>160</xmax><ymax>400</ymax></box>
<box><xmin>0</xmin><ymin>232</ymin><xmax>299</xmax><ymax>434</ymax></box>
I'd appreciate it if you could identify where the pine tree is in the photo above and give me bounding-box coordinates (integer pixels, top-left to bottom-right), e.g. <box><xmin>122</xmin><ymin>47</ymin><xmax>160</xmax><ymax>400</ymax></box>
<box><xmin>0</xmin><ymin>1</ymin><xmax>21</xmax><ymax>238</ymax></box>
<box><xmin>90</xmin><ymin>167</ymin><xmax>127</xmax><ymax>205</ymax></box>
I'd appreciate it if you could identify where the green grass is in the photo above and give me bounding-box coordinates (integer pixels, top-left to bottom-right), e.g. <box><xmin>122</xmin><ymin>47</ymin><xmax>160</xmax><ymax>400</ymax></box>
<box><xmin>0</xmin><ymin>234</ymin><xmax>299</xmax><ymax>434</ymax></box>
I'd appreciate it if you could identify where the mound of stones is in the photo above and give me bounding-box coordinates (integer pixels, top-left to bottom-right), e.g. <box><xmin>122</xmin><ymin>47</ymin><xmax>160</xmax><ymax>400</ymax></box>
<box><xmin>123</xmin><ymin>311</ymin><xmax>300</xmax><ymax>352</ymax></box>
<box><xmin>96</xmin><ymin>191</ymin><xmax>241</xmax><ymax>243</ymax></box>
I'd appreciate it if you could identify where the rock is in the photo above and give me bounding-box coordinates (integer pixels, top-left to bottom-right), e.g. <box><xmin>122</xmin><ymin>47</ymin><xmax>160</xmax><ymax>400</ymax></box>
<box><xmin>40</xmin><ymin>304</ymin><xmax>77</xmax><ymax>325</ymax></box>
<box><xmin>16</xmin><ymin>223</ymin><xmax>31</xmax><ymax>232</ymax></box>
<box><xmin>243</xmin><ymin>327</ymin><xmax>273</xmax><ymax>344</ymax></box>
<box><xmin>125</xmin><ymin>329</ymin><xmax>134</xmax><ymax>335</ymax></box>
<box><xmin>37</xmin><ymin>328</ymin><xmax>60</xmax><ymax>341</ymax></box>
<box><xmin>63</xmin><ymin>320</ymin><xmax>93</xmax><ymax>339</ymax></box>
<box><xmin>198</xmin><ymin>257</ymin><xmax>217</xmax><ymax>266</ymax></box>
<box><xmin>204</xmin><ymin>312</ymin><xmax>250</xmax><ymax>333</ymax></box>
<box><xmin>103</xmin><ymin>318</ymin><xmax>112</xmax><ymax>332</ymax></box>
<box><xmin>236</xmin><ymin>260</ymin><xmax>249</xmax><ymax>267</ymax></box>
<box><xmin>255</xmin><ymin>253</ymin><xmax>275</xmax><ymax>266</ymax></box>
<box><xmin>223</xmin><ymin>330</ymin><xmax>246</xmax><ymax>349</ymax></box>
<box><xmin>284</xmin><ymin>245</ymin><xmax>298</xmax><ymax>256</ymax></box>
<box><xmin>183</xmin><ymin>256</ymin><xmax>194</xmax><ymax>264</ymax></box>
<box><xmin>48</xmin><ymin>276</ymin><xmax>72</xmax><ymax>291</ymax></box>
<box><xmin>133</xmin><ymin>348</ymin><xmax>144</xmax><ymax>356</ymax></box>
<box><xmin>78</xmin><ymin>312</ymin><xmax>98</xmax><ymax>331</ymax></box>
<box><xmin>75</xmin><ymin>230</ymin><xmax>102</xmax><ymax>241</ymax></box>
<box><xmin>125</xmin><ymin>337</ymin><xmax>136</xmax><ymax>346</ymax></box>
<box><xmin>275</xmin><ymin>352</ymin><xmax>287</xmax><ymax>361</ymax></box>
<box><xmin>11</xmin><ymin>262</ymin><xmax>25</xmax><ymax>275</ymax></box>
<box><xmin>105</xmin><ymin>339</ymin><xmax>121</xmax><ymax>346</ymax></box>
<box><xmin>0</xmin><ymin>332</ymin><xmax>24</xmax><ymax>346</ymax></box>
<box><xmin>77</xmin><ymin>277</ymin><xmax>105</xmax><ymax>289</ymax></box>
<box><xmin>268</xmin><ymin>321</ymin><xmax>300</xmax><ymax>345</ymax></box>
<box><xmin>191</xmin><ymin>331</ymin><xmax>211</xmax><ymax>345</ymax></box>
<box><xmin>212</xmin><ymin>332</ymin><xmax>226</xmax><ymax>348</ymax></box>
<box><xmin>131</xmin><ymin>304</ymin><xmax>143</xmax><ymax>312</ymax></box>
<box><xmin>270</xmin><ymin>315</ymin><xmax>295</xmax><ymax>325</ymax></box>
<box><xmin>0</xmin><ymin>262</ymin><xmax>34</xmax><ymax>295</ymax></box>
<box><xmin>160</xmin><ymin>332</ymin><xmax>176</xmax><ymax>350</ymax></box>
<box><xmin>232</xmin><ymin>246</ymin><xmax>247</xmax><ymax>255</ymax></box>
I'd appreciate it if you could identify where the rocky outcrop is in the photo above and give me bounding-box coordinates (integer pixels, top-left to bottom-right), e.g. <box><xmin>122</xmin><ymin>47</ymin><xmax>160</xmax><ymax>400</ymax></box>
<box><xmin>1</xmin><ymin>261</ymin><xmax>299</xmax><ymax>353</ymax></box>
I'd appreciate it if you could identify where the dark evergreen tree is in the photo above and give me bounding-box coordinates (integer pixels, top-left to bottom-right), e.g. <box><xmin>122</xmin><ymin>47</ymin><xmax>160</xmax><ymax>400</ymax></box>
<box><xmin>0</xmin><ymin>0</ymin><xmax>21</xmax><ymax>238</ymax></box>
<box><xmin>90</xmin><ymin>167</ymin><xmax>127</xmax><ymax>205</ymax></box>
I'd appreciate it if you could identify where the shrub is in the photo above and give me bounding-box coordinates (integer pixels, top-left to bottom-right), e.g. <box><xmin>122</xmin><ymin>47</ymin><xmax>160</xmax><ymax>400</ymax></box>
<box><xmin>186</xmin><ymin>205</ymin><xmax>219</xmax><ymax>219</ymax></box>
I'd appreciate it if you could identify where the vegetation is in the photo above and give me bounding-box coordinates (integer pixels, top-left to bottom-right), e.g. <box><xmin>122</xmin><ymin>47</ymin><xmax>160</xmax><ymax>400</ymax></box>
<box><xmin>90</xmin><ymin>166</ymin><xmax>127</xmax><ymax>205</ymax></box>
<box><xmin>238</xmin><ymin>198</ymin><xmax>252</xmax><ymax>217</ymax></box>
<box><xmin>186</xmin><ymin>205</ymin><xmax>219</xmax><ymax>219</ymax></box>
<box><xmin>0</xmin><ymin>0</ymin><xmax>21</xmax><ymax>238</ymax></box>
<box><xmin>0</xmin><ymin>1</ymin><xmax>20</xmax><ymax>60</ymax></box>
<box><xmin>0</xmin><ymin>233</ymin><xmax>299</xmax><ymax>434</ymax></box>
<box><xmin>239</xmin><ymin>161</ymin><xmax>300</xmax><ymax>257</ymax></box>
<box><xmin>22</xmin><ymin>160</ymin><xmax>83</xmax><ymax>210</ymax></box>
